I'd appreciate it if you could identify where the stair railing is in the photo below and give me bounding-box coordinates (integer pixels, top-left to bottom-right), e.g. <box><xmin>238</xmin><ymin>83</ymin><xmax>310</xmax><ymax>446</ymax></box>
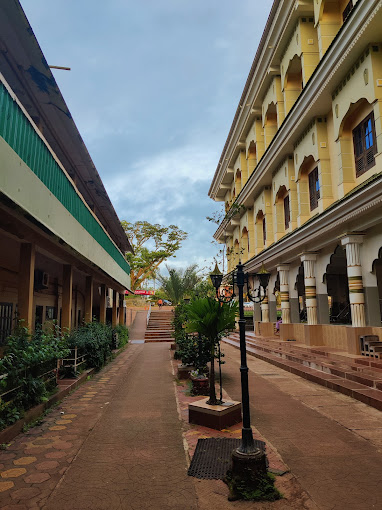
<box><xmin>146</xmin><ymin>302</ymin><xmax>152</xmax><ymax>326</ymax></box>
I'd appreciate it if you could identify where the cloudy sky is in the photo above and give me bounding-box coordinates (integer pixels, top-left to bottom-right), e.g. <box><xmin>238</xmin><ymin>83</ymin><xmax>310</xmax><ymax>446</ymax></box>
<box><xmin>21</xmin><ymin>0</ymin><xmax>273</xmax><ymax>275</ymax></box>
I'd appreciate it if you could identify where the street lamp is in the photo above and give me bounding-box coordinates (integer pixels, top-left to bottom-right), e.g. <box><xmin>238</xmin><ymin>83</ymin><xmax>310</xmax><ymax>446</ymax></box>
<box><xmin>210</xmin><ymin>260</ymin><xmax>270</xmax><ymax>455</ymax></box>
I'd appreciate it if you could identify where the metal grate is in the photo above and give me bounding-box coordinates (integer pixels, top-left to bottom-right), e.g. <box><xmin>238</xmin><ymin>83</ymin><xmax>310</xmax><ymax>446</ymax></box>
<box><xmin>188</xmin><ymin>438</ymin><xmax>266</xmax><ymax>480</ymax></box>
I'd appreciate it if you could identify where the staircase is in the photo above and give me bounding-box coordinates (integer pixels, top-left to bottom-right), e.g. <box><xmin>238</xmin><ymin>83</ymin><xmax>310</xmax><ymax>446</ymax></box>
<box><xmin>144</xmin><ymin>309</ymin><xmax>174</xmax><ymax>343</ymax></box>
<box><xmin>223</xmin><ymin>331</ymin><xmax>382</xmax><ymax>411</ymax></box>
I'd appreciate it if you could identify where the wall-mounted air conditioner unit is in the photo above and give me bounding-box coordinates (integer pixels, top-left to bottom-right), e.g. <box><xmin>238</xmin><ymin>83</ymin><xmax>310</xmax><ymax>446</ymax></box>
<box><xmin>34</xmin><ymin>270</ymin><xmax>49</xmax><ymax>290</ymax></box>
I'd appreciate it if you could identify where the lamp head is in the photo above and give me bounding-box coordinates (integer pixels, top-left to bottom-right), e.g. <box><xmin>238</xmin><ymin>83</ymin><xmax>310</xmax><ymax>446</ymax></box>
<box><xmin>257</xmin><ymin>263</ymin><xmax>271</xmax><ymax>289</ymax></box>
<box><xmin>210</xmin><ymin>261</ymin><xmax>223</xmax><ymax>290</ymax></box>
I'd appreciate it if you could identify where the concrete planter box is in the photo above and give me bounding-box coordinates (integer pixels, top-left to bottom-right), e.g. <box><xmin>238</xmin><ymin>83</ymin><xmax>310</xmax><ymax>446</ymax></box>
<box><xmin>189</xmin><ymin>398</ymin><xmax>242</xmax><ymax>430</ymax></box>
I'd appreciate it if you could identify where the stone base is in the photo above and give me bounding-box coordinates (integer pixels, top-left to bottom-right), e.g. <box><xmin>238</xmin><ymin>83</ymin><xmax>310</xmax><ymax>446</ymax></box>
<box><xmin>188</xmin><ymin>398</ymin><xmax>242</xmax><ymax>430</ymax></box>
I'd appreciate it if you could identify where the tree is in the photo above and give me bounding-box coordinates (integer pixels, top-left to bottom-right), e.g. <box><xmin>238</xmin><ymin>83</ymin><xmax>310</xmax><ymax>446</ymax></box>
<box><xmin>186</xmin><ymin>298</ymin><xmax>237</xmax><ymax>405</ymax></box>
<box><xmin>192</xmin><ymin>277</ymin><xmax>216</xmax><ymax>299</ymax></box>
<box><xmin>121</xmin><ymin>221</ymin><xmax>187</xmax><ymax>290</ymax></box>
<box><xmin>157</xmin><ymin>264</ymin><xmax>202</xmax><ymax>305</ymax></box>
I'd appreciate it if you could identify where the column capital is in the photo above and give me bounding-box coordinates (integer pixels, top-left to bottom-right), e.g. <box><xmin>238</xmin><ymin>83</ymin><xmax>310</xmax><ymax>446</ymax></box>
<box><xmin>277</xmin><ymin>264</ymin><xmax>290</xmax><ymax>272</ymax></box>
<box><xmin>340</xmin><ymin>232</ymin><xmax>365</xmax><ymax>246</ymax></box>
<box><xmin>300</xmin><ymin>252</ymin><xmax>317</xmax><ymax>263</ymax></box>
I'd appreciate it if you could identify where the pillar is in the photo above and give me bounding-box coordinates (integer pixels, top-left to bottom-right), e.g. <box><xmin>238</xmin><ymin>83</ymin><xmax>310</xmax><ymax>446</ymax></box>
<box><xmin>62</xmin><ymin>265</ymin><xmax>73</xmax><ymax>331</ymax></box>
<box><xmin>112</xmin><ymin>290</ymin><xmax>118</xmax><ymax>327</ymax></box>
<box><xmin>18</xmin><ymin>243</ymin><xmax>35</xmax><ymax>331</ymax></box>
<box><xmin>341</xmin><ymin>234</ymin><xmax>366</xmax><ymax>327</ymax></box>
<box><xmin>119</xmin><ymin>294</ymin><xmax>125</xmax><ymax>326</ymax></box>
<box><xmin>85</xmin><ymin>275</ymin><xmax>93</xmax><ymax>323</ymax></box>
<box><xmin>277</xmin><ymin>265</ymin><xmax>291</xmax><ymax>324</ymax></box>
<box><xmin>99</xmin><ymin>284</ymin><xmax>106</xmax><ymax>324</ymax></box>
<box><xmin>260</xmin><ymin>289</ymin><xmax>269</xmax><ymax>323</ymax></box>
<box><xmin>301</xmin><ymin>253</ymin><xmax>318</xmax><ymax>325</ymax></box>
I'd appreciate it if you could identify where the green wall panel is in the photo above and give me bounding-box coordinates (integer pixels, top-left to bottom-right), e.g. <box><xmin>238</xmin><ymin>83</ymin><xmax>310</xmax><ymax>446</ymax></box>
<box><xmin>0</xmin><ymin>82</ymin><xmax>130</xmax><ymax>275</ymax></box>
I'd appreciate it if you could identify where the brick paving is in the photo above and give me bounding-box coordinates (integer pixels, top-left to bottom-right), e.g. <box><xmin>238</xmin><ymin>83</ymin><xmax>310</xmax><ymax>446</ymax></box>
<box><xmin>0</xmin><ymin>343</ymin><xmax>198</xmax><ymax>510</ymax></box>
<box><xmin>1</xmin><ymin>314</ymin><xmax>382</xmax><ymax>509</ymax></box>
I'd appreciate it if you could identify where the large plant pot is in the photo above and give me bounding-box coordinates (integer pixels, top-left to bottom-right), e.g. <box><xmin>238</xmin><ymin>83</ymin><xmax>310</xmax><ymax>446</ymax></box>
<box><xmin>191</xmin><ymin>375</ymin><xmax>209</xmax><ymax>396</ymax></box>
<box><xmin>177</xmin><ymin>364</ymin><xmax>194</xmax><ymax>380</ymax></box>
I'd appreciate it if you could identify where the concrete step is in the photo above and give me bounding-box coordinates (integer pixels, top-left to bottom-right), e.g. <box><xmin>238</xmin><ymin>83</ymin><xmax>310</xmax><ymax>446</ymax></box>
<box><xmin>144</xmin><ymin>331</ymin><xmax>174</xmax><ymax>338</ymax></box>
<box><xmin>223</xmin><ymin>336</ymin><xmax>382</xmax><ymax>412</ymax></box>
<box><xmin>145</xmin><ymin>338</ymin><xmax>174</xmax><ymax>343</ymax></box>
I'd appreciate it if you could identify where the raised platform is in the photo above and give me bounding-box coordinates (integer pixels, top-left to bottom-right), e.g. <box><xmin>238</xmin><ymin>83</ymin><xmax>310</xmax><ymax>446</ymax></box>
<box><xmin>189</xmin><ymin>398</ymin><xmax>242</xmax><ymax>430</ymax></box>
<box><xmin>224</xmin><ymin>332</ymin><xmax>382</xmax><ymax>411</ymax></box>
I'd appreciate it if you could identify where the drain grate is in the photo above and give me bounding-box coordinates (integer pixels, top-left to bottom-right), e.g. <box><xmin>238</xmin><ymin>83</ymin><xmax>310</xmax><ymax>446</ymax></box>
<box><xmin>188</xmin><ymin>438</ymin><xmax>266</xmax><ymax>480</ymax></box>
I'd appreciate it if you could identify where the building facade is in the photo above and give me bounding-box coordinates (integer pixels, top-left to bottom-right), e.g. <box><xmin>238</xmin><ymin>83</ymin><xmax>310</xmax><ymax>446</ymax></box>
<box><xmin>209</xmin><ymin>0</ymin><xmax>382</xmax><ymax>354</ymax></box>
<box><xmin>0</xmin><ymin>2</ymin><xmax>132</xmax><ymax>342</ymax></box>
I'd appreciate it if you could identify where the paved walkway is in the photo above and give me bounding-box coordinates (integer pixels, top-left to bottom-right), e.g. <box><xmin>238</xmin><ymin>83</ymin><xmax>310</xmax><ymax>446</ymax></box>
<box><xmin>222</xmin><ymin>343</ymin><xmax>382</xmax><ymax>510</ymax></box>
<box><xmin>1</xmin><ymin>315</ymin><xmax>382</xmax><ymax>509</ymax></box>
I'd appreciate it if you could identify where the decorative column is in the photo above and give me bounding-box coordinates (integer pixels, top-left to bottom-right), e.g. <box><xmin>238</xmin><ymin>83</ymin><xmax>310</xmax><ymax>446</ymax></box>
<box><xmin>277</xmin><ymin>265</ymin><xmax>290</xmax><ymax>324</ymax></box>
<box><xmin>341</xmin><ymin>234</ymin><xmax>366</xmax><ymax>327</ymax></box>
<box><xmin>84</xmin><ymin>275</ymin><xmax>93</xmax><ymax>323</ymax></box>
<box><xmin>260</xmin><ymin>288</ymin><xmax>269</xmax><ymax>323</ymax></box>
<box><xmin>99</xmin><ymin>284</ymin><xmax>106</xmax><ymax>324</ymax></box>
<box><xmin>301</xmin><ymin>253</ymin><xmax>318</xmax><ymax>325</ymax></box>
<box><xmin>61</xmin><ymin>265</ymin><xmax>73</xmax><ymax>331</ymax></box>
<box><xmin>18</xmin><ymin>243</ymin><xmax>35</xmax><ymax>331</ymax></box>
<box><xmin>112</xmin><ymin>290</ymin><xmax>118</xmax><ymax>327</ymax></box>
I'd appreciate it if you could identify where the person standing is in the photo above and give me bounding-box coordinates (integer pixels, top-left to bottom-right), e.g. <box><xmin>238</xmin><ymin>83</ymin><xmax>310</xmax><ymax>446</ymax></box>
<box><xmin>157</xmin><ymin>299</ymin><xmax>163</xmax><ymax>308</ymax></box>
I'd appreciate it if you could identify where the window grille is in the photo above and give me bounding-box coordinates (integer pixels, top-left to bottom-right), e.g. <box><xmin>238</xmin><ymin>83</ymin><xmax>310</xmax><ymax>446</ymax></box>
<box><xmin>284</xmin><ymin>195</ymin><xmax>290</xmax><ymax>229</ymax></box>
<box><xmin>353</xmin><ymin>112</ymin><xmax>377</xmax><ymax>177</ymax></box>
<box><xmin>0</xmin><ymin>303</ymin><xmax>13</xmax><ymax>344</ymax></box>
<box><xmin>342</xmin><ymin>0</ymin><xmax>353</xmax><ymax>22</ymax></box>
<box><xmin>309</xmin><ymin>167</ymin><xmax>320</xmax><ymax>211</ymax></box>
<box><xmin>46</xmin><ymin>306</ymin><xmax>57</xmax><ymax>320</ymax></box>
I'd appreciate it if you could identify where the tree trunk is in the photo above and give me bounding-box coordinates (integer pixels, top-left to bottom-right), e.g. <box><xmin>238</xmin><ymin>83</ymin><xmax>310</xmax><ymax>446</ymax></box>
<box><xmin>207</xmin><ymin>342</ymin><xmax>218</xmax><ymax>405</ymax></box>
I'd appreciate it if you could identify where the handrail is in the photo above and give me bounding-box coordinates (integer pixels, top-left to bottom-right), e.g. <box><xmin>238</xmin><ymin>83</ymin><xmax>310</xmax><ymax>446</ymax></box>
<box><xmin>330</xmin><ymin>303</ymin><xmax>351</xmax><ymax>323</ymax></box>
<box><xmin>146</xmin><ymin>302</ymin><xmax>152</xmax><ymax>326</ymax></box>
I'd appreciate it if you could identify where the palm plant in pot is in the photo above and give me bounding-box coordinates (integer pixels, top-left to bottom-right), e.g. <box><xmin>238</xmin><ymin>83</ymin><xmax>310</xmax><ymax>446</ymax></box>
<box><xmin>186</xmin><ymin>297</ymin><xmax>237</xmax><ymax>405</ymax></box>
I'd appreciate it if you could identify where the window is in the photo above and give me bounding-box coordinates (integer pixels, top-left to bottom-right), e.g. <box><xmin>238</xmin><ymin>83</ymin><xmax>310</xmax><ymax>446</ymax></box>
<box><xmin>262</xmin><ymin>217</ymin><xmax>266</xmax><ymax>245</ymax></box>
<box><xmin>46</xmin><ymin>306</ymin><xmax>57</xmax><ymax>320</ymax></box>
<box><xmin>353</xmin><ymin>112</ymin><xmax>377</xmax><ymax>177</ymax></box>
<box><xmin>0</xmin><ymin>303</ymin><xmax>13</xmax><ymax>344</ymax></box>
<box><xmin>342</xmin><ymin>0</ymin><xmax>353</xmax><ymax>22</ymax></box>
<box><xmin>284</xmin><ymin>195</ymin><xmax>290</xmax><ymax>229</ymax></box>
<box><xmin>308</xmin><ymin>167</ymin><xmax>320</xmax><ymax>211</ymax></box>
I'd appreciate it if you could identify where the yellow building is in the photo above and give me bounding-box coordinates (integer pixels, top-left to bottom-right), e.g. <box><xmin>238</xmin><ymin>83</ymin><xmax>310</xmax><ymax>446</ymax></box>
<box><xmin>209</xmin><ymin>0</ymin><xmax>382</xmax><ymax>354</ymax></box>
<box><xmin>0</xmin><ymin>2</ymin><xmax>132</xmax><ymax>341</ymax></box>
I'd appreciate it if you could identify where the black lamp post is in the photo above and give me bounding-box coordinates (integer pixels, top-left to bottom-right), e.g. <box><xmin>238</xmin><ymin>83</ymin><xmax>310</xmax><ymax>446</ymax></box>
<box><xmin>210</xmin><ymin>260</ymin><xmax>270</xmax><ymax>454</ymax></box>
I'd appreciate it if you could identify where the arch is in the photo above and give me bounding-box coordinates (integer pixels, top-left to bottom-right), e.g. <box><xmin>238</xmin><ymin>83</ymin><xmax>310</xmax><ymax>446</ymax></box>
<box><xmin>275</xmin><ymin>184</ymin><xmax>288</xmax><ymax>204</ymax></box>
<box><xmin>325</xmin><ymin>245</ymin><xmax>351</xmax><ymax>324</ymax></box>
<box><xmin>297</xmin><ymin>154</ymin><xmax>317</xmax><ymax>181</ymax></box>
<box><xmin>241</xmin><ymin>227</ymin><xmax>249</xmax><ymax>261</ymax></box>
<box><xmin>338</xmin><ymin>98</ymin><xmax>374</xmax><ymax>139</ymax></box>
<box><xmin>283</xmin><ymin>55</ymin><xmax>303</xmax><ymax>90</ymax></box>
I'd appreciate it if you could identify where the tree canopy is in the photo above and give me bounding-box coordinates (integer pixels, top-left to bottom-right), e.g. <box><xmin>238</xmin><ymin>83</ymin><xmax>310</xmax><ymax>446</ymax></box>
<box><xmin>121</xmin><ymin>221</ymin><xmax>187</xmax><ymax>290</ymax></box>
<box><xmin>156</xmin><ymin>264</ymin><xmax>202</xmax><ymax>305</ymax></box>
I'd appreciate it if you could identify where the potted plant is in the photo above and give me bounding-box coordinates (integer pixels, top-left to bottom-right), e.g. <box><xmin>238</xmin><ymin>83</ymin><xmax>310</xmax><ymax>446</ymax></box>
<box><xmin>186</xmin><ymin>298</ymin><xmax>237</xmax><ymax>405</ymax></box>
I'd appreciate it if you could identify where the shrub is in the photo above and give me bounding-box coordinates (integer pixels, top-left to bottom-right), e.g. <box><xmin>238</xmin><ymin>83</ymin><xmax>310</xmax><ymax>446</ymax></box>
<box><xmin>0</xmin><ymin>322</ymin><xmax>69</xmax><ymax>430</ymax></box>
<box><xmin>66</xmin><ymin>321</ymin><xmax>113</xmax><ymax>370</ymax></box>
<box><xmin>113</xmin><ymin>324</ymin><xmax>129</xmax><ymax>348</ymax></box>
